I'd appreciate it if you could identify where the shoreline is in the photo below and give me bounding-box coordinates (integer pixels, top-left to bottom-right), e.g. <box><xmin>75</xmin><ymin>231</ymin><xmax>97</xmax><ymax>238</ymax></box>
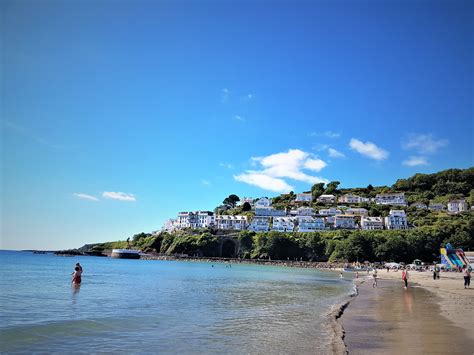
<box><xmin>337</xmin><ymin>272</ymin><xmax>474</xmax><ymax>354</ymax></box>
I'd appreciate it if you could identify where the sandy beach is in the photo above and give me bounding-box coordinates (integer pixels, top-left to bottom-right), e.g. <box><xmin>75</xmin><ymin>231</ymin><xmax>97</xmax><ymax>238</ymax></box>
<box><xmin>340</xmin><ymin>270</ymin><xmax>474</xmax><ymax>354</ymax></box>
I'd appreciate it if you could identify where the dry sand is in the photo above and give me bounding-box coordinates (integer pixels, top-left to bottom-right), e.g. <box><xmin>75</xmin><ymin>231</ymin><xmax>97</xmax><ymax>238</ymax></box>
<box><xmin>339</xmin><ymin>270</ymin><xmax>474</xmax><ymax>354</ymax></box>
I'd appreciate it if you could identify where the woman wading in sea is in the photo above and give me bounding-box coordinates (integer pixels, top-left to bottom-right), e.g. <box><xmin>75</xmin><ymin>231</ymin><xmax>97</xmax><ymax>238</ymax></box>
<box><xmin>71</xmin><ymin>266</ymin><xmax>82</xmax><ymax>286</ymax></box>
<box><xmin>402</xmin><ymin>269</ymin><xmax>408</xmax><ymax>289</ymax></box>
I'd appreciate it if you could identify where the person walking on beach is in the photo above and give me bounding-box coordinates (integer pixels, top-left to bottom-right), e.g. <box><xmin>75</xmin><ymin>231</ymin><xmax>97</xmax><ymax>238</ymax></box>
<box><xmin>71</xmin><ymin>266</ymin><xmax>82</xmax><ymax>286</ymax></box>
<box><xmin>402</xmin><ymin>269</ymin><xmax>409</xmax><ymax>289</ymax></box>
<box><xmin>463</xmin><ymin>266</ymin><xmax>471</xmax><ymax>289</ymax></box>
<box><xmin>372</xmin><ymin>269</ymin><xmax>378</xmax><ymax>288</ymax></box>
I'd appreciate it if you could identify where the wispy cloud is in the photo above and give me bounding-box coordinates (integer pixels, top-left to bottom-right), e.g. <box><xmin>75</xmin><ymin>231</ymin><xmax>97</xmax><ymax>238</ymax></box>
<box><xmin>243</xmin><ymin>93</ymin><xmax>254</xmax><ymax>101</ymax></box>
<box><xmin>328</xmin><ymin>148</ymin><xmax>345</xmax><ymax>158</ymax></box>
<box><xmin>73</xmin><ymin>193</ymin><xmax>99</xmax><ymax>201</ymax></box>
<box><xmin>234</xmin><ymin>149</ymin><xmax>329</xmax><ymax>193</ymax></box>
<box><xmin>232</xmin><ymin>115</ymin><xmax>246</xmax><ymax>122</ymax></box>
<box><xmin>201</xmin><ymin>179</ymin><xmax>211</xmax><ymax>186</ymax></box>
<box><xmin>349</xmin><ymin>138</ymin><xmax>389</xmax><ymax>161</ymax></box>
<box><xmin>219</xmin><ymin>162</ymin><xmax>234</xmax><ymax>169</ymax></box>
<box><xmin>402</xmin><ymin>156</ymin><xmax>429</xmax><ymax>167</ymax></box>
<box><xmin>221</xmin><ymin>88</ymin><xmax>230</xmax><ymax>103</ymax></box>
<box><xmin>402</xmin><ymin>133</ymin><xmax>448</xmax><ymax>154</ymax></box>
<box><xmin>309</xmin><ymin>131</ymin><xmax>341</xmax><ymax>139</ymax></box>
<box><xmin>234</xmin><ymin>172</ymin><xmax>294</xmax><ymax>193</ymax></box>
<box><xmin>102</xmin><ymin>191</ymin><xmax>136</xmax><ymax>201</ymax></box>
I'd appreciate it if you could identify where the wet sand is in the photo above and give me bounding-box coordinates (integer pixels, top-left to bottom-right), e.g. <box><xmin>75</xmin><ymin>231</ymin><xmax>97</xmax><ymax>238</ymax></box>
<box><xmin>340</xmin><ymin>277</ymin><xmax>474</xmax><ymax>354</ymax></box>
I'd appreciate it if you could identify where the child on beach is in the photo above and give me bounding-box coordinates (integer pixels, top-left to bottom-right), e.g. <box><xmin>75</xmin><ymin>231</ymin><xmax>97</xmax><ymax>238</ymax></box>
<box><xmin>402</xmin><ymin>269</ymin><xmax>408</xmax><ymax>289</ymax></box>
<box><xmin>463</xmin><ymin>266</ymin><xmax>471</xmax><ymax>289</ymax></box>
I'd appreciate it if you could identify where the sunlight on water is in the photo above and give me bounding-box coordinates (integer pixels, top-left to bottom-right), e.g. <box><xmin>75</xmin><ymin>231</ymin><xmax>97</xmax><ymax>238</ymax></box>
<box><xmin>0</xmin><ymin>251</ymin><xmax>352</xmax><ymax>353</ymax></box>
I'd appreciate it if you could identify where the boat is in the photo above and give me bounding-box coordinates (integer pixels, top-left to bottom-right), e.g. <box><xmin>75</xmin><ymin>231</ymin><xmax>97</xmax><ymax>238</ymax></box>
<box><xmin>111</xmin><ymin>249</ymin><xmax>141</xmax><ymax>259</ymax></box>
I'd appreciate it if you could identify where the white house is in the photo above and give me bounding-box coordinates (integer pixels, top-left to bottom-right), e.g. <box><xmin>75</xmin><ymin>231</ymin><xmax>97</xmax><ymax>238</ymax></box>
<box><xmin>345</xmin><ymin>208</ymin><xmax>368</xmax><ymax>216</ymax></box>
<box><xmin>296</xmin><ymin>193</ymin><xmax>313</xmax><ymax>202</ymax></box>
<box><xmin>162</xmin><ymin>218</ymin><xmax>179</xmax><ymax>232</ymax></box>
<box><xmin>318</xmin><ymin>208</ymin><xmax>342</xmax><ymax>216</ymax></box>
<box><xmin>361</xmin><ymin>216</ymin><xmax>384</xmax><ymax>230</ymax></box>
<box><xmin>447</xmin><ymin>200</ymin><xmax>468</xmax><ymax>213</ymax></box>
<box><xmin>317</xmin><ymin>194</ymin><xmax>336</xmax><ymax>203</ymax></box>
<box><xmin>272</xmin><ymin>217</ymin><xmax>295</xmax><ymax>232</ymax></box>
<box><xmin>255</xmin><ymin>197</ymin><xmax>271</xmax><ymax>207</ymax></box>
<box><xmin>375</xmin><ymin>193</ymin><xmax>407</xmax><ymax>206</ymax></box>
<box><xmin>237</xmin><ymin>197</ymin><xmax>254</xmax><ymax>207</ymax></box>
<box><xmin>216</xmin><ymin>215</ymin><xmax>248</xmax><ymax>230</ymax></box>
<box><xmin>338</xmin><ymin>194</ymin><xmax>362</xmax><ymax>204</ymax></box>
<box><xmin>334</xmin><ymin>215</ymin><xmax>356</xmax><ymax>229</ymax></box>
<box><xmin>255</xmin><ymin>206</ymin><xmax>287</xmax><ymax>216</ymax></box>
<box><xmin>297</xmin><ymin>217</ymin><xmax>325</xmax><ymax>232</ymax></box>
<box><xmin>177</xmin><ymin>211</ymin><xmax>215</xmax><ymax>229</ymax></box>
<box><xmin>428</xmin><ymin>203</ymin><xmax>445</xmax><ymax>212</ymax></box>
<box><xmin>385</xmin><ymin>210</ymin><xmax>408</xmax><ymax>230</ymax></box>
<box><xmin>296</xmin><ymin>207</ymin><xmax>314</xmax><ymax>216</ymax></box>
<box><xmin>411</xmin><ymin>202</ymin><xmax>428</xmax><ymax>210</ymax></box>
<box><xmin>248</xmin><ymin>216</ymin><xmax>270</xmax><ymax>232</ymax></box>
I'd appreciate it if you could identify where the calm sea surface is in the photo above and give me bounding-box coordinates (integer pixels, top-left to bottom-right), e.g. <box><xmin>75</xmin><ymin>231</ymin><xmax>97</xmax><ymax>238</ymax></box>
<box><xmin>0</xmin><ymin>250</ymin><xmax>353</xmax><ymax>354</ymax></box>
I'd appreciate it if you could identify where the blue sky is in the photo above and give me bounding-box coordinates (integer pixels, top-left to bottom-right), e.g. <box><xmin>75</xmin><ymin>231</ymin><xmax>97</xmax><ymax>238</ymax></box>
<box><xmin>2</xmin><ymin>0</ymin><xmax>473</xmax><ymax>250</ymax></box>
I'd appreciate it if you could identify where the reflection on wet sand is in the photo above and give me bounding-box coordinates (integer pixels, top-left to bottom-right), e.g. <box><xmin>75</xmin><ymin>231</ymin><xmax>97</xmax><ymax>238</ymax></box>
<box><xmin>341</xmin><ymin>279</ymin><xmax>473</xmax><ymax>354</ymax></box>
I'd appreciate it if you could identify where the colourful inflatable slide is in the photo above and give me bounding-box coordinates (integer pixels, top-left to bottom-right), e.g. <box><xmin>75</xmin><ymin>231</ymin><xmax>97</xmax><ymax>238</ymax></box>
<box><xmin>440</xmin><ymin>243</ymin><xmax>470</xmax><ymax>268</ymax></box>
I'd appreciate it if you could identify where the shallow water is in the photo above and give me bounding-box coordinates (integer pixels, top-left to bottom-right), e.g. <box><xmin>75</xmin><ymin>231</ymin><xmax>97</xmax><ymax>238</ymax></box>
<box><xmin>0</xmin><ymin>251</ymin><xmax>352</xmax><ymax>353</ymax></box>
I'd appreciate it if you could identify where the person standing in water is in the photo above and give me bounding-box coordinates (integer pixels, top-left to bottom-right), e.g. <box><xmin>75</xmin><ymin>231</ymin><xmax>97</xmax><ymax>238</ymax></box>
<box><xmin>402</xmin><ymin>269</ymin><xmax>409</xmax><ymax>289</ymax></box>
<box><xmin>72</xmin><ymin>266</ymin><xmax>82</xmax><ymax>286</ymax></box>
<box><xmin>372</xmin><ymin>269</ymin><xmax>378</xmax><ymax>288</ymax></box>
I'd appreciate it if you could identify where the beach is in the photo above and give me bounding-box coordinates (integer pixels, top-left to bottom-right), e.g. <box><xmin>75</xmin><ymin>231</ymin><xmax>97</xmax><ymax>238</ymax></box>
<box><xmin>339</xmin><ymin>270</ymin><xmax>474</xmax><ymax>354</ymax></box>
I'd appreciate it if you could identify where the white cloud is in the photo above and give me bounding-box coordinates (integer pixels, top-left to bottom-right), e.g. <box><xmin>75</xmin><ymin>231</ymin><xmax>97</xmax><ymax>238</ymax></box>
<box><xmin>309</xmin><ymin>131</ymin><xmax>341</xmax><ymax>138</ymax></box>
<box><xmin>303</xmin><ymin>158</ymin><xmax>327</xmax><ymax>172</ymax></box>
<box><xmin>219</xmin><ymin>162</ymin><xmax>234</xmax><ymax>169</ymax></box>
<box><xmin>245</xmin><ymin>94</ymin><xmax>254</xmax><ymax>100</ymax></box>
<box><xmin>102</xmin><ymin>191</ymin><xmax>136</xmax><ymax>201</ymax></box>
<box><xmin>402</xmin><ymin>156</ymin><xmax>429</xmax><ymax>167</ymax></box>
<box><xmin>328</xmin><ymin>148</ymin><xmax>345</xmax><ymax>158</ymax></box>
<box><xmin>349</xmin><ymin>138</ymin><xmax>389</xmax><ymax>161</ymax></box>
<box><xmin>233</xmin><ymin>115</ymin><xmax>246</xmax><ymax>122</ymax></box>
<box><xmin>221</xmin><ymin>88</ymin><xmax>230</xmax><ymax>103</ymax></box>
<box><xmin>402</xmin><ymin>133</ymin><xmax>448</xmax><ymax>154</ymax></box>
<box><xmin>201</xmin><ymin>179</ymin><xmax>211</xmax><ymax>186</ymax></box>
<box><xmin>73</xmin><ymin>193</ymin><xmax>99</xmax><ymax>201</ymax></box>
<box><xmin>234</xmin><ymin>172</ymin><xmax>294</xmax><ymax>193</ymax></box>
<box><xmin>234</xmin><ymin>149</ymin><xmax>329</xmax><ymax>192</ymax></box>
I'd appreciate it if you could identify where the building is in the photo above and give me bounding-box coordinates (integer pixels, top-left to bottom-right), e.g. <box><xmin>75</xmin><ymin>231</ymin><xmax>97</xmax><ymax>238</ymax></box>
<box><xmin>318</xmin><ymin>207</ymin><xmax>342</xmax><ymax>216</ymax></box>
<box><xmin>385</xmin><ymin>210</ymin><xmax>408</xmax><ymax>230</ymax></box>
<box><xmin>295</xmin><ymin>193</ymin><xmax>313</xmax><ymax>202</ymax></box>
<box><xmin>162</xmin><ymin>218</ymin><xmax>179</xmax><ymax>232</ymax></box>
<box><xmin>428</xmin><ymin>203</ymin><xmax>445</xmax><ymax>212</ymax></box>
<box><xmin>255</xmin><ymin>197</ymin><xmax>271</xmax><ymax>207</ymax></box>
<box><xmin>237</xmin><ymin>197</ymin><xmax>254</xmax><ymax>207</ymax></box>
<box><xmin>255</xmin><ymin>206</ymin><xmax>287</xmax><ymax>216</ymax></box>
<box><xmin>177</xmin><ymin>211</ymin><xmax>214</xmax><ymax>229</ymax></box>
<box><xmin>447</xmin><ymin>199</ymin><xmax>468</xmax><ymax>213</ymax></box>
<box><xmin>317</xmin><ymin>194</ymin><xmax>336</xmax><ymax>203</ymax></box>
<box><xmin>338</xmin><ymin>194</ymin><xmax>362</xmax><ymax>204</ymax></box>
<box><xmin>411</xmin><ymin>202</ymin><xmax>428</xmax><ymax>210</ymax></box>
<box><xmin>272</xmin><ymin>217</ymin><xmax>295</xmax><ymax>232</ymax></box>
<box><xmin>375</xmin><ymin>193</ymin><xmax>406</xmax><ymax>206</ymax></box>
<box><xmin>296</xmin><ymin>207</ymin><xmax>314</xmax><ymax>216</ymax></box>
<box><xmin>215</xmin><ymin>215</ymin><xmax>248</xmax><ymax>230</ymax></box>
<box><xmin>361</xmin><ymin>216</ymin><xmax>384</xmax><ymax>230</ymax></box>
<box><xmin>345</xmin><ymin>208</ymin><xmax>368</xmax><ymax>216</ymax></box>
<box><xmin>297</xmin><ymin>217</ymin><xmax>325</xmax><ymax>232</ymax></box>
<box><xmin>334</xmin><ymin>215</ymin><xmax>356</xmax><ymax>229</ymax></box>
<box><xmin>248</xmin><ymin>216</ymin><xmax>270</xmax><ymax>232</ymax></box>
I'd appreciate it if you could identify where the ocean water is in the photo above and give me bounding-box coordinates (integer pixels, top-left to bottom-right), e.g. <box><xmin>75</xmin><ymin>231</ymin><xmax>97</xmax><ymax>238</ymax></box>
<box><xmin>0</xmin><ymin>251</ymin><xmax>352</xmax><ymax>354</ymax></box>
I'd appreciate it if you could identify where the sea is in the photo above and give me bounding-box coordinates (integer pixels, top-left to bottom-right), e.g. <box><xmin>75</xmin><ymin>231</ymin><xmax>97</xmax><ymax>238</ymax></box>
<box><xmin>0</xmin><ymin>250</ymin><xmax>353</xmax><ymax>354</ymax></box>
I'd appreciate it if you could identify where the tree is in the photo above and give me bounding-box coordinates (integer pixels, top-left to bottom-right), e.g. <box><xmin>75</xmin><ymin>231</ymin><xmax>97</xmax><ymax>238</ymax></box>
<box><xmin>311</xmin><ymin>183</ymin><xmax>325</xmax><ymax>199</ymax></box>
<box><xmin>242</xmin><ymin>202</ymin><xmax>252</xmax><ymax>211</ymax></box>
<box><xmin>223</xmin><ymin>194</ymin><xmax>240</xmax><ymax>208</ymax></box>
<box><xmin>324</xmin><ymin>181</ymin><xmax>340</xmax><ymax>195</ymax></box>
